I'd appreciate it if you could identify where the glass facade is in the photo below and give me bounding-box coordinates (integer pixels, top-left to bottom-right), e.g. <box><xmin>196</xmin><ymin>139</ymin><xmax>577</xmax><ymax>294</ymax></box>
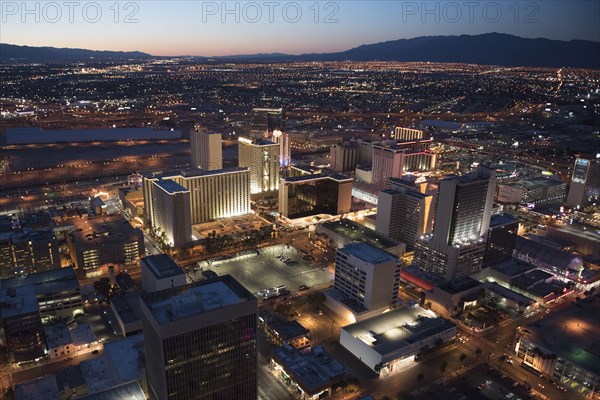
<box><xmin>284</xmin><ymin>178</ymin><xmax>340</xmax><ymax>219</ymax></box>
<box><xmin>163</xmin><ymin>314</ymin><xmax>257</xmax><ymax>400</ymax></box>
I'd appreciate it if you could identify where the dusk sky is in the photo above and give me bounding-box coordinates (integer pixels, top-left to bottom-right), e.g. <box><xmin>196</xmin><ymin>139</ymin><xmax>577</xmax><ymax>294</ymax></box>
<box><xmin>1</xmin><ymin>1</ymin><xmax>599</xmax><ymax>56</ymax></box>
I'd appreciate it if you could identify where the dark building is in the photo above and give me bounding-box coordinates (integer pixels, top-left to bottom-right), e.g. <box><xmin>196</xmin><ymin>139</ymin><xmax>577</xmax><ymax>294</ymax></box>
<box><xmin>278</xmin><ymin>173</ymin><xmax>352</xmax><ymax>219</ymax></box>
<box><xmin>0</xmin><ymin>229</ymin><xmax>61</xmax><ymax>278</ymax></box>
<box><xmin>141</xmin><ymin>275</ymin><xmax>258</xmax><ymax>400</ymax></box>
<box><xmin>0</xmin><ymin>285</ymin><xmax>46</xmax><ymax>362</ymax></box>
<box><xmin>484</xmin><ymin>214</ymin><xmax>519</xmax><ymax>267</ymax></box>
<box><xmin>251</xmin><ymin>108</ymin><xmax>284</xmax><ymax>135</ymax></box>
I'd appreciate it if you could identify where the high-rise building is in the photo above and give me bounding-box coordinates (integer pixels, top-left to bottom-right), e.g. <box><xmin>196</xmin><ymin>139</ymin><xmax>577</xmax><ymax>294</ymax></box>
<box><xmin>566</xmin><ymin>157</ymin><xmax>600</xmax><ymax>206</ymax></box>
<box><xmin>483</xmin><ymin>214</ymin><xmax>519</xmax><ymax>267</ymax></box>
<box><xmin>0</xmin><ymin>233</ymin><xmax>14</xmax><ymax>279</ymax></box>
<box><xmin>141</xmin><ymin>275</ymin><xmax>258</xmax><ymax>400</ymax></box>
<box><xmin>271</xmin><ymin>130</ymin><xmax>291</xmax><ymax>167</ymax></box>
<box><xmin>251</xmin><ymin>108</ymin><xmax>284</xmax><ymax>135</ymax></box>
<box><xmin>238</xmin><ymin>137</ymin><xmax>279</xmax><ymax>194</ymax></box>
<box><xmin>334</xmin><ymin>243</ymin><xmax>400</xmax><ymax>312</ymax></box>
<box><xmin>143</xmin><ymin>167</ymin><xmax>251</xmax><ymax>227</ymax></box>
<box><xmin>191</xmin><ymin>125</ymin><xmax>223</xmax><ymax>171</ymax></box>
<box><xmin>279</xmin><ymin>173</ymin><xmax>352</xmax><ymax>219</ymax></box>
<box><xmin>393</xmin><ymin>127</ymin><xmax>424</xmax><ymax>141</ymax></box>
<box><xmin>376</xmin><ymin>182</ymin><xmax>433</xmax><ymax>250</ymax></box>
<box><xmin>350</xmin><ymin>138</ymin><xmax>375</xmax><ymax>166</ymax></box>
<box><xmin>330</xmin><ymin>143</ymin><xmax>358</xmax><ymax>172</ymax></box>
<box><xmin>413</xmin><ymin>166</ymin><xmax>496</xmax><ymax>281</ymax></box>
<box><xmin>151</xmin><ymin>180</ymin><xmax>192</xmax><ymax>248</ymax></box>
<box><xmin>371</xmin><ymin>140</ymin><xmax>436</xmax><ymax>188</ymax></box>
<box><xmin>0</xmin><ymin>229</ymin><xmax>61</xmax><ymax>277</ymax></box>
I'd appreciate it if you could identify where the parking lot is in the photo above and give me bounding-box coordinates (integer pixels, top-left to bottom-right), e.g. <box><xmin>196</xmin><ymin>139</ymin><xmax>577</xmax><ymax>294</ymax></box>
<box><xmin>187</xmin><ymin>244</ymin><xmax>334</xmax><ymax>296</ymax></box>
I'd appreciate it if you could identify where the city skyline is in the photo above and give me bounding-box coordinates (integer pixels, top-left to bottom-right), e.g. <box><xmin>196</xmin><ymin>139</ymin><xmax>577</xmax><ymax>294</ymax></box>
<box><xmin>1</xmin><ymin>1</ymin><xmax>598</xmax><ymax>56</ymax></box>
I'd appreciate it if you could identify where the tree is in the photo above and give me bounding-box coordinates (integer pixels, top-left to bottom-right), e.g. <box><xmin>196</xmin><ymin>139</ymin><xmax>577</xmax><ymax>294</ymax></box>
<box><xmin>459</xmin><ymin>353</ymin><xmax>467</xmax><ymax>364</ymax></box>
<box><xmin>440</xmin><ymin>360</ymin><xmax>448</xmax><ymax>378</ymax></box>
<box><xmin>307</xmin><ymin>291</ymin><xmax>326</xmax><ymax>308</ymax></box>
<box><xmin>475</xmin><ymin>348</ymin><xmax>482</xmax><ymax>359</ymax></box>
<box><xmin>416</xmin><ymin>372</ymin><xmax>425</xmax><ymax>390</ymax></box>
<box><xmin>345</xmin><ymin>377</ymin><xmax>361</xmax><ymax>393</ymax></box>
<box><xmin>93</xmin><ymin>277</ymin><xmax>112</xmax><ymax>300</ymax></box>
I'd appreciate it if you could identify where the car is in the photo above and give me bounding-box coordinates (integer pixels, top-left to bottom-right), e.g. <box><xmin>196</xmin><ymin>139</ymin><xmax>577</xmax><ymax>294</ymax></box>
<box><xmin>449</xmin><ymin>387</ymin><xmax>457</xmax><ymax>393</ymax></box>
<box><xmin>507</xmin><ymin>359</ymin><xmax>514</xmax><ymax>364</ymax></box>
<box><xmin>486</xmin><ymin>380</ymin><xmax>493</xmax><ymax>385</ymax></box>
<box><xmin>500</xmin><ymin>374</ymin><xmax>506</xmax><ymax>379</ymax></box>
<box><xmin>506</xmin><ymin>393</ymin><xmax>514</xmax><ymax>399</ymax></box>
<box><xmin>513</xmin><ymin>382</ymin><xmax>519</xmax><ymax>387</ymax></box>
<box><xmin>298</xmin><ymin>285</ymin><xmax>310</xmax><ymax>291</ymax></box>
<box><xmin>92</xmin><ymin>349</ymin><xmax>100</xmax><ymax>355</ymax></box>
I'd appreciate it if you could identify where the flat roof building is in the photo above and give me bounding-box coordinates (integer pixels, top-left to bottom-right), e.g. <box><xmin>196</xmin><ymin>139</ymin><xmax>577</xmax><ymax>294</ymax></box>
<box><xmin>191</xmin><ymin>125</ymin><xmax>223</xmax><ymax>171</ymax></box>
<box><xmin>141</xmin><ymin>275</ymin><xmax>258</xmax><ymax>400</ymax></box>
<box><xmin>141</xmin><ymin>254</ymin><xmax>187</xmax><ymax>293</ymax></box>
<box><xmin>339</xmin><ymin>306</ymin><xmax>457</xmax><ymax>374</ymax></box>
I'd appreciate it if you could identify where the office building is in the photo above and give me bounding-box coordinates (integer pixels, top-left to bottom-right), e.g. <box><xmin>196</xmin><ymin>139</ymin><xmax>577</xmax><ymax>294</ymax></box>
<box><xmin>330</xmin><ymin>143</ymin><xmax>358</xmax><ymax>172</ymax></box>
<box><xmin>0</xmin><ymin>229</ymin><xmax>61</xmax><ymax>278</ymax></box>
<box><xmin>339</xmin><ymin>306</ymin><xmax>456</xmax><ymax>374</ymax></box>
<box><xmin>334</xmin><ymin>243</ymin><xmax>400</xmax><ymax>313</ymax></box>
<box><xmin>251</xmin><ymin>107</ymin><xmax>284</xmax><ymax>135</ymax></box>
<box><xmin>1</xmin><ymin>267</ymin><xmax>82</xmax><ymax>320</ymax></box>
<box><xmin>191</xmin><ymin>125</ymin><xmax>223</xmax><ymax>171</ymax></box>
<box><xmin>150</xmin><ymin>179</ymin><xmax>192</xmax><ymax>248</ymax></box>
<box><xmin>393</xmin><ymin>127</ymin><xmax>425</xmax><ymax>141</ymax></box>
<box><xmin>567</xmin><ymin>157</ymin><xmax>600</xmax><ymax>206</ymax></box>
<box><xmin>238</xmin><ymin>137</ymin><xmax>279</xmax><ymax>194</ymax></box>
<box><xmin>279</xmin><ymin>173</ymin><xmax>352</xmax><ymax>219</ymax></box>
<box><xmin>413</xmin><ymin>166</ymin><xmax>496</xmax><ymax>281</ymax></box>
<box><xmin>66</xmin><ymin>214</ymin><xmax>144</xmax><ymax>276</ymax></box>
<box><xmin>141</xmin><ymin>254</ymin><xmax>187</xmax><ymax>293</ymax></box>
<box><xmin>141</xmin><ymin>275</ymin><xmax>258</xmax><ymax>400</ymax></box>
<box><xmin>376</xmin><ymin>181</ymin><xmax>433</xmax><ymax>249</ymax></box>
<box><xmin>143</xmin><ymin>167</ymin><xmax>251</xmax><ymax>227</ymax></box>
<box><xmin>0</xmin><ymin>285</ymin><xmax>46</xmax><ymax>362</ymax></box>
<box><xmin>483</xmin><ymin>214</ymin><xmax>519</xmax><ymax>266</ymax></box>
<box><xmin>270</xmin><ymin>130</ymin><xmax>291</xmax><ymax>167</ymax></box>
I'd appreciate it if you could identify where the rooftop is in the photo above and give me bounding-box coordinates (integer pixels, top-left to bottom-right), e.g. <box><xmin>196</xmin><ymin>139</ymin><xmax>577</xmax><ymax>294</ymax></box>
<box><xmin>524</xmin><ymin>296</ymin><xmax>600</xmax><ymax>376</ymax></box>
<box><xmin>78</xmin><ymin>380</ymin><xmax>146</xmax><ymax>400</ymax></box>
<box><xmin>490</xmin><ymin>213</ymin><xmax>520</xmax><ymax>228</ymax></box>
<box><xmin>0</xmin><ymin>284</ymin><xmax>38</xmax><ymax>319</ymax></box>
<box><xmin>145</xmin><ymin>166</ymin><xmax>249</xmax><ymax>181</ymax></box>
<box><xmin>142</xmin><ymin>254</ymin><xmax>185</xmax><ymax>280</ymax></box>
<box><xmin>110</xmin><ymin>293</ymin><xmax>141</xmax><ymax>325</ymax></box>
<box><xmin>142</xmin><ymin>275</ymin><xmax>254</xmax><ymax>325</ymax></box>
<box><xmin>68</xmin><ymin>214</ymin><xmax>141</xmax><ymax>250</ymax></box>
<box><xmin>321</xmin><ymin>218</ymin><xmax>400</xmax><ymax>251</ymax></box>
<box><xmin>154</xmin><ymin>179</ymin><xmax>189</xmax><ymax>194</ymax></box>
<box><xmin>14</xmin><ymin>374</ymin><xmax>59</xmax><ymax>400</ymax></box>
<box><xmin>272</xmin><ymin>345</ymin><xmax>346</xmax><ymax>395</ymax></box>
<box><xmin>44</xmin><ymin>324</ymin><xmax>72</xmax><ymax>349</ymax></box>
<box><xmin>80</xmin><ymin>355</ymin><xmax>119</xmax><ymax>393</ymax></box>
<box><xmin>283</xmin><ymin>172</ymin><xmax>352</xmax><ymax>184</ymax></box>
<box><xmin>103</xmin><ymin>334</ymin><xmax>144</xmax><ymax>383</ymax></box>
<box><xmin>342</xmin><ymin>306</ymin><xmax>456</xmax><ymax>357</ymax></box>
<box><xmin>339</xmin><ymin>242</ymin><xmax>397</xmax><ymax>265</ymax></box>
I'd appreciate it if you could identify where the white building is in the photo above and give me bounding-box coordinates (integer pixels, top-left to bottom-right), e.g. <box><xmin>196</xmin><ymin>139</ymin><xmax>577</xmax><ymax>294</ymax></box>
<box><xmin>393</xmin><ymin>127</ymin><xmax>424</xmax><ymax>141</ymax></box>
<box><xmin>238</xmin><ymin>137</ymin><xmax>280</xmax><ymax>194</ymax></box>
<box><xmin>141</xmin><ymin>254</ymin><xmax>187</xmax><ymax>294</ymax></box>
<box><xmin>151</xmin><ymin>180</ymin><xmax>192</xmax><ymax>248</ymax></box>
<box><xmin>339</xmin><ymin>306</ymin><xmax>457</xmax><ymax>373</ymax></box>
<box><xmin>333</xmin><ymin>243</ymin><xmax>400</xmax><ymax>314</ymax></box>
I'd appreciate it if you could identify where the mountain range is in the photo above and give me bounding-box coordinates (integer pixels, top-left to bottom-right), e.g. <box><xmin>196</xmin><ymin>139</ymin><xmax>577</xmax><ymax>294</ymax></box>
<box><xmin>2</xmin><ymin>33</ymin><xmax>599</xmax><ymax>68</ymax></box>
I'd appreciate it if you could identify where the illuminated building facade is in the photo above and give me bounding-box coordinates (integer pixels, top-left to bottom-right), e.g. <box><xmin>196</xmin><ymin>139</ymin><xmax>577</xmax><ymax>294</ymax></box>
<box><xmin>567</xmin><ymin>157</ymin><xmax>600</xmax><ymax>206</ymax></box>
<box><xmin>238</xmin><ymin>137</ymin><xmax>279</xmax><ymax>194</ymax></box>
<box><xmin>191</xmin><ymin>125</ymin><xmax>223</xmax><ymax>171</ymax></box>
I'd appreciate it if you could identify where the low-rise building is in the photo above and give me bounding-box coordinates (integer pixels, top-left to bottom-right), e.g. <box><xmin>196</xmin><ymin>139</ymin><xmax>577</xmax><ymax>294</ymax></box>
<box><xmin>141</xmin><ymin>254</ymin><xmax>186</xmax><ymax>293</ymax></box>
<box><xmin>515</xmin><ymin>296</ymin><xmax>600</xmax><ymax>399</ymax></box>
<box><xmin>258</xmin><ymin>311</ymin><xmax>311</xmax><ymax>349</ymax></box>
<box><xmin>339</xmin><ymin>305</ymin><xmax>457</xmax><ymax>374</ymax></box>
<box><xmin>271</xmin><ymin>345</ymin><xmax>346</xmax><ymax>400</ymax></box>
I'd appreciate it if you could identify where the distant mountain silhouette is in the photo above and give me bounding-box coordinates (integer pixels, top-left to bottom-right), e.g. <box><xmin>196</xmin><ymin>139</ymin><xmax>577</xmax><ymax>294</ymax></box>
<box><xmin>0</xmin><ymin>43</ymin><xmax>151</xmax><ymax>63</ymax></box>
<box><xmin>218</xmin><ymin>33</ymin><xmax>600</xmax><ymax>68</ymax></box>
<box><xmin>2</xmin><ymin>33</ymin><xmax>599</xmax><ymax>67</ymax></box>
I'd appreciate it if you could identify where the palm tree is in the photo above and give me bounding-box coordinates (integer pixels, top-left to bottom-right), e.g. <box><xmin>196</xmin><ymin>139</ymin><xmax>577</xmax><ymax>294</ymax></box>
<box><xmin>416</xmin><ymin>372</ymin><xmax>425</xmax><ymax>390</ymax></box>
<box><xmin>440</xmin><ymin>360</ymin><xmax>448</xmax><ymax>378</ymax></box>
